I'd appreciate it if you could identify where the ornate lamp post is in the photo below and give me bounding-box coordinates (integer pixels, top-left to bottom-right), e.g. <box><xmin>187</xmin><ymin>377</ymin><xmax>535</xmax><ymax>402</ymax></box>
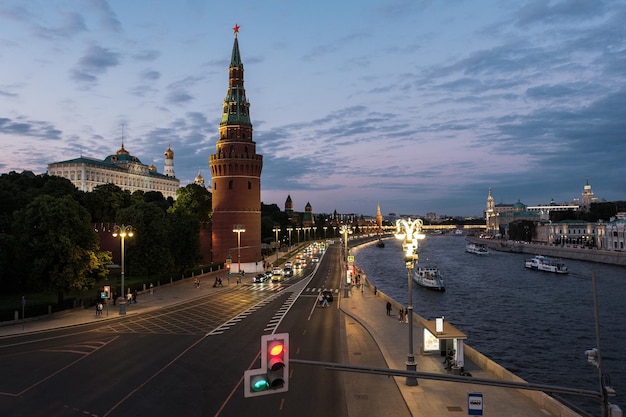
<box><xmin>312</xmin><ymin>226</ymin><xmax>317</xmax><ymax>241</ymax></box>
<box><xmin>233</xmin><ymin>225</ymin><xmax>246</xmax><ymax>274</ymax></box>
<box><xmin>395</xmin><ymin>218</ymin><xmax>425</xmax><ymax>386</ymax></box>
<box><xmin>273</xmin><ymin>226</ymin><xmax>281</xmax><ymax>262</ymax></box>
<box><xmin>323</xmin><ymin>226</ymin><xmax>328</xmax><ymax>239</ymax></box>
<box><xmin>112</xmin><ymin>224</ymin><xmax>134</xmax><ymax>315</ymax></box>
<box><xmin>296</xmin><ymin>227</ymin><xmax>301</xmax><ymax>244</ymax></box>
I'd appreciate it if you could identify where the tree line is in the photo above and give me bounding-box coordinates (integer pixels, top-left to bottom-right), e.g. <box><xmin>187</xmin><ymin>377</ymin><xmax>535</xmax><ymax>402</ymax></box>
<box><xmin>0</xmin><ymin>172</ymin><xmax>212</xmax><ymax>302</ymax></box>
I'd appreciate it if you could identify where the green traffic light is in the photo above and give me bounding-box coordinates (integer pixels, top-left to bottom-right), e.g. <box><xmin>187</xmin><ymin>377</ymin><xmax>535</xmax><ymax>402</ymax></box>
<box><xmin>251</xmin><ymin>376</ymin><xmax>270</xmax><ymax>392</ymax></box>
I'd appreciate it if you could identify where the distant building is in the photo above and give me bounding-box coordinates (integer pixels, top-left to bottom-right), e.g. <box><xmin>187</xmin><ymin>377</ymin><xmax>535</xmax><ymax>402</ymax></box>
<box><xmin>47</xmin><ymin>143</ymin><xmax>180</xmax><ymax>199</ymax></box>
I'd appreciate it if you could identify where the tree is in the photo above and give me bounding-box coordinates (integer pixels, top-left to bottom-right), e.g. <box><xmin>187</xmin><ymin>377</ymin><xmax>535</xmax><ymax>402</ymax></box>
<box><xmin>169</xmin><ymin>184</ymin><xmax>212</xmax><ymax>222</ymax></box>
<box><xmin>81</xmin><ymin>183</ymin><xmax>132</xmax><ymax>222</ymax></box>
<box><xmin>12</xmin><ymin>195</ymin><xmax>105</xmax><ymax>300</ymax></box>
<box><xmin>117</xmin><ymin>202</ymin><xmax>174</xmax><ymax>278</ymax></box>
<box><xmin>167</xmin><ymin>210</ymin><xmax>201</xmax><ymax>272</ymax></box>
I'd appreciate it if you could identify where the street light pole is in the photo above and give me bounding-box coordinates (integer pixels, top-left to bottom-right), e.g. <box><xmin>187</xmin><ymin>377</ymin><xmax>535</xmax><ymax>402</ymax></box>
<box><xmin>112</xmin><ymin>224</ymin><xmax>134</xmax><ymax>315</ymax></box>
<box><xmin>395</xmin><ymin>218</ymin><xmax>425</xmax><ymax>386</ymax></box>
<box><xmin>287</xmin><ymin>227</ymin><xmax>293</xmax><ymax>251</ymax></box>
<box><xmin>233</xmin><ymin>224</ymin><xmax>246</xmax><ymax>274</ymax></box>
<box><xmin>273</xmin><ymin>226</ymin><xmax>280</xmax><ymax>262</ymax></box>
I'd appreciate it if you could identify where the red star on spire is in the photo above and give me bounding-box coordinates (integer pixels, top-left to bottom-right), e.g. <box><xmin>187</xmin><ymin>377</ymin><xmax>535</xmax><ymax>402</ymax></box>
<box><xmin>233</xmin><ymin>24</ymin><xmax>240</xmax><ymax>35</ymax></box>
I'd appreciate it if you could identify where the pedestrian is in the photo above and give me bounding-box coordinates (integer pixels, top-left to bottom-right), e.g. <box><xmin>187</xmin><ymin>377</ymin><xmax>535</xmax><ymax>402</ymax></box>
<box><xmin>132</xmin><ymin>290</ymin><xmax>138</xmax><ymax>303</ymax></box>
<box><xmin>96</xmin><ymin>302</ymin><xmax>103</xmax><ymax>316</ymax></box>
<box><xmin>218</xmin><ymin>277</ymin><xmax>223</xmax><ymax>287</ymax></box>
<box><xmin>236</xmin><ymin>276</ymin><xmax>241</xmax><ymax>285</ymax></box>
<box><xmin>318</xmin><ymin>293</ymin><xmax>325</xmax><ymax>308</ymax></box>
<box><xmin>398</xmin><ymin>308</ymin><xmax>404</xmax><ymax>322</ymax></box>
<box><xmin>112</xmin><ymin>292</ymin><xmax>118</xmax><ymax>305</ymax></box>
<box><xmin>214</xmin><ymin>277</ymin><xmax>219</xmax><ymax>287</ymax></box>
<box><xmin>126</xmin><ymin>292</ymin><xmax>132</xmax><ymax>304</ymax></box>
<box><xmin>386</xmin><ymin>301</ymin><xmax>392</xmax><ymax>316</ymax></box>
<box><xmin>405</xmin><ymin>308</ymin><xmax>409</xmax><ymax>323</ymax></box>
<box><xmin>360</xmin><ymin>284</ymin><xmax>364</xmax><ymax>294</ymax></box>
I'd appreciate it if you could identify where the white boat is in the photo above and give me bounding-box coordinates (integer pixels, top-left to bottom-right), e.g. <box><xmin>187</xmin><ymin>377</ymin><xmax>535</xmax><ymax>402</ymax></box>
<box><xmin>524</xmin><ymin>255</ymin><xmax>569</xmax><ymax>274</ymax></box>
<box><xmin>466</xmin><ymin>243</ymin><xmax>489</xmax><ymax>255</ymax></box>
<box><xmin>413</xmin><ymin>266</ymin><xmax>445</xmax><ymax>291</ymax></box>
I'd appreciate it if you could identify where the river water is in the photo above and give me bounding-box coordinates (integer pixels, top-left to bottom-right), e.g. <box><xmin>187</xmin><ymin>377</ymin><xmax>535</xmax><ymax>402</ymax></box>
<box><xmin>353</xmin><ymin>234</ymin><xmax>625</xmax><ymax>415</ymax></box>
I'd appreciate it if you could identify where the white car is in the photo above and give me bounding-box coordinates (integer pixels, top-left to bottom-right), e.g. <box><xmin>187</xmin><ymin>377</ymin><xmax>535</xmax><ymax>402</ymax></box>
<box><xmin>272</xmin><ymin>267</ymin><xmax>283</xmax><ymax>276</ymax></box>
<box><xmin>284</xmin><ymin>261</ymin><xmax>292</xmax><ymax>268</ymax></box>
<box><xmin>312</xmin><ymin>257</ymin><xmax>319</xmax><ymax>263</ymax></box>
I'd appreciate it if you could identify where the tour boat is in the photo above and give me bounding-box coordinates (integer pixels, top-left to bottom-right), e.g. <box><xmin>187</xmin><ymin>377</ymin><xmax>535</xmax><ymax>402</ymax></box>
<box><xmin>466</xmin><ymin>243</ymin><xmax>489</xmax><ymax>255</ymax></box>
<box><xmin>524</xmin><ymin>255</ymin><xmax>569</xmax><ymax>274</ymax></box>
<box><xmin>413</xmin><ymin>266</ymin><xmax>445</xmax><ymax>291</ymax></box>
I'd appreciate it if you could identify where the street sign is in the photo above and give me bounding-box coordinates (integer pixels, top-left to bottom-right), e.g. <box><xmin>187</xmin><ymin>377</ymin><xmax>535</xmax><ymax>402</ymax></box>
<box><xmin>468</xmin><ymin>392</ymin><xmax>483</xmax><ymax>415</ymax></box>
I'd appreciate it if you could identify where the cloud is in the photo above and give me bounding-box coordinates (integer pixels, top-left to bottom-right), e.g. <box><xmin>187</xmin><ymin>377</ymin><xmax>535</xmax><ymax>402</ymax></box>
<box><xmin>0</xmin><ymin>116</ymin><xmax>62</xmax><ymax>139</ymax></box>
<box><xmin>133</xmin><ymin>50</ymin><xmax>161</xmax><ymax>61</ymax></box>
<box><xmin>70</xmin><ymin>45</ymin><xmax>121</xmax><ymax>84</ymax></box>
<box><xmin>84</xmin><ymin>0</ymin><xmax>122</xmax><ymax>32</ymax></box>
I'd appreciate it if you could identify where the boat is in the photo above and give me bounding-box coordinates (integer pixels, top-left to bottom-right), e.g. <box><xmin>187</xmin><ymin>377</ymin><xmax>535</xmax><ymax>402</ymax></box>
<box><xmin>466</xmin><ymin>243</ymin><xmax>489</xmax><ymax>255</ymax></box>
<box><xmin>413</xmin><ymin>266</ymin><xmax>445</xmax><ymax>291</ymax></box>
<box><xmin>376</xmin><ymin>239</ymin><xmax>385</xmax><ymax>248</ymax></box>
<box><xmin>524</xmin><ymin>255</ymin><xmax>569</xmax><ymax>274</ymax></box>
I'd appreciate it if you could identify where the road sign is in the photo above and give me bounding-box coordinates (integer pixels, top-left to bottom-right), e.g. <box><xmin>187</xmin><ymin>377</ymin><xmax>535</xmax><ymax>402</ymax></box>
<box><xmin>468</xmin><ymin>392</ymin><xmax>483</xmax><ymax>415</ymax></box>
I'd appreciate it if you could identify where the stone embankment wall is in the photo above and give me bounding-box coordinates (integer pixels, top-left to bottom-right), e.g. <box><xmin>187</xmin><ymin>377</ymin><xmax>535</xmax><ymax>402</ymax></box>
<box><xmin>466</xmin><ymin>236</ymin><xmax>626</xmax><ymax>266</ymax></box>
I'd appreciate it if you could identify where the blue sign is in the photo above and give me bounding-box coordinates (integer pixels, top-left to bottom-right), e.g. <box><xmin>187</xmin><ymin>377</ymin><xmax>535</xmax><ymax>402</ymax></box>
<box><xmin>468</xmin><ymin>392</ymin><xmax>483</xmax><ymax>416</ymax></box>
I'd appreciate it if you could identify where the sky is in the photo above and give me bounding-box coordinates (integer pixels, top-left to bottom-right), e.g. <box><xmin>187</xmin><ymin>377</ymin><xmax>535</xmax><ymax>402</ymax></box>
<box><xmin>1</xmin><ymin>0</ymin><xmax>625</xmax><ymax>217</ymax></box>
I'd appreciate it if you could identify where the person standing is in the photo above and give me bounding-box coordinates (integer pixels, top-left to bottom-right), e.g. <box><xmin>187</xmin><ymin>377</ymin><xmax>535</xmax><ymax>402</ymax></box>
<box><xmin>386</xmin><ymin>301</ymin><xmax>392</xmax><ymax>316</ymax></box>
<box><xmin>398</xmin><ymin>308</ymin><xmax>404</xmax><ymax>322</ymax></box>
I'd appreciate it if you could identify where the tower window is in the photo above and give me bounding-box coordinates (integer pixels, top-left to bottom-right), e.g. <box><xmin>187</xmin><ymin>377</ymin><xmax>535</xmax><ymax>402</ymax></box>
<box><xmin>229</xmin><ymin>180</ymin><xmax>233</xmax><ymax>190</ymax></box>
<box><xmin>248</xmin><ymin>181</ymin><xmax>251</xmax><ymax>190</ymax></box>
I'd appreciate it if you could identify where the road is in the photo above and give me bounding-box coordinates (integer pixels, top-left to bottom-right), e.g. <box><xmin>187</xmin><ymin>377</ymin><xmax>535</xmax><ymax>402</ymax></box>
<box><xmin>0</xmin><ymin>242</ymin><xmax>355</xmax><ymax>417</ymax></box>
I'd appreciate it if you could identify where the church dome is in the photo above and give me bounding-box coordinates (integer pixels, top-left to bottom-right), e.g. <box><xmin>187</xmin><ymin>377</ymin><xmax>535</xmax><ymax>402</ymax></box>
<box><xmin>194</xmin><ymin>171</ymin><xmax>205</xmax><ymax>185</ymax></box>
<box><xmin>149</xmin><ymin>164</ymin><xmax>157</xmax><ymax>172</ymax></box>
<box><xmin>116</xmin><ymin>143</ymin><xmax>130</xmax><ymax>155</ymax></box>
<box><xmin>164</xmin><ymin>144</ymin><xmax>174</xmax><ymax>159</ymax></box>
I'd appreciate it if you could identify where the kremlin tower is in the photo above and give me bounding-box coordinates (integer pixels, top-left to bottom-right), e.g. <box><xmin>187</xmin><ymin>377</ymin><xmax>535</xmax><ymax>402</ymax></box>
<box><xmin>164</xmin><ymin>144</ymin><xmax>175</xmax><ymax>177</ymax></box>
<box><xmin>209</xmin><ymin>25</ymin><xmax>263</xmax><ymax>267</ymax></box>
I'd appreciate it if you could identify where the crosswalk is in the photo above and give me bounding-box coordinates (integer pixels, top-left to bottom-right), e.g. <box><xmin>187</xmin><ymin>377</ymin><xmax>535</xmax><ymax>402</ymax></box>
<box><xmin>237</xmin><ymin>283</ymin><xmax>340</xmax><ymax>297</ymax></box>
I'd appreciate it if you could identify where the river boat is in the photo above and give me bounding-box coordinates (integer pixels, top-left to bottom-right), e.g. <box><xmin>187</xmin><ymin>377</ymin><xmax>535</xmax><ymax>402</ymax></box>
<box><xmin>413</xmin><ymin>266</ymin><xmax>445</xmax><ymax>291</ymax></box>
<box><xmin>524</xmin><ymin>255</ymin><xmax>569</xmax><ymax>274</ymax></box>
<box><xmin>466</xmin><ymin>243</ymin><xmax>489</xmax><ymax>255</ymax></box>
<box><xmin>376</xmin><ymin>239</ymin><xmax>385</xmax><ymax>248</ymax></box>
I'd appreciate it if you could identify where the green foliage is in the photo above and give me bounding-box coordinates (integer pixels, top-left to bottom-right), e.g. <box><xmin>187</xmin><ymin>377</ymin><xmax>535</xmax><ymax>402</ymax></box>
<box><xmin>170</xmin><ymin>184</ymin><xmax>212</xmax><ymax>221</ymax></box>
<box><xmin>12</xmin><ymin>195</ymin><xmax>101</xmax><ymax>293</ymax></box>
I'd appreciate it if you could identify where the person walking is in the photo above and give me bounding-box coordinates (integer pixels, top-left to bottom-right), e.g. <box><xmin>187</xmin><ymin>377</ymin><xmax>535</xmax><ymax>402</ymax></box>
<box><xmin>386</xmin><ymin>301</ymin><xmax>392</xmax><ymax>316</ymax></box>
<box><xmin>398</xmin><ymin>308</ymin><xmax>404</xmax><ymax>322</ymax></box>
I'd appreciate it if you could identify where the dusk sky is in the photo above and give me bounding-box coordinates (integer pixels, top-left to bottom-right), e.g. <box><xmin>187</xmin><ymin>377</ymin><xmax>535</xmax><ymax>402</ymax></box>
<box><xmin>1</xmin><ymin>0</ymin><xmax>625</xmax><ymax>217</ymax></box>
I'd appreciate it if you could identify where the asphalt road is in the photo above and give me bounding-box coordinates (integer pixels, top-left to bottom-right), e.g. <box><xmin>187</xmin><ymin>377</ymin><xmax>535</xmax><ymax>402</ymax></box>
<box><xmin>0</xmin><ymin>244</ymin><xmax>353</xmax><ymax>417</ymax></box>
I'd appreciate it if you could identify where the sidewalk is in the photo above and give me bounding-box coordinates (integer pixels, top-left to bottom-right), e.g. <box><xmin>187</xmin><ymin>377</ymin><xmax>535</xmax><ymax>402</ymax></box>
<box><xmin>339</xmin><ymin>282</ymin><xmax>579</xmax><ymax>417</ymax></box>
<box><xmin>0</xmin><ymin>273</ymin><xmax>225</xmax><ymax>336</ymax></box>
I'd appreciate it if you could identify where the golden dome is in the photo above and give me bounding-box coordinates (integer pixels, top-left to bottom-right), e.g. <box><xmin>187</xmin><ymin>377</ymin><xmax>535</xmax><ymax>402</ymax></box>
<box><xmin>164</xmin><ymin>144</ymin><xmax>174</xmax><ymax>159</ymax></box>
<box><xmin>116</xmin><ymin>143</ymin><xmax>130</xmax><ymax>155</ymax></box>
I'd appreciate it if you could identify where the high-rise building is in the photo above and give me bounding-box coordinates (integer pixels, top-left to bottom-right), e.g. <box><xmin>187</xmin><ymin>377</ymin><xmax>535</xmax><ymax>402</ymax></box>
<box><xmin>209</xmin><ymin>26</ymin><xmax>263</xmax><ymax>265</ymax></box>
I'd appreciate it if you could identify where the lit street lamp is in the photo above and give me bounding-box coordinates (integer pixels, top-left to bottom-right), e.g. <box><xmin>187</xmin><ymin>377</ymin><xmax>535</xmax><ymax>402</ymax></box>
<box><xmin>296</xmin><ymin>227</ymin><xmax>301</xmax><ymax>244</ymax></box>
<box><xmin>339</xmin><ymin>224</ymin><xmax>353</xmax><ymax>298</ymax></box>
<box><xmin>233</xmin><ymin>225</ymin><xmax>246</xmax><ymax>274</ymax></box>
<box><xmin>273</xmin><ymin>226</ymin><xmax>281</xmax><ymax>262</ymax></box>
<box><xmin>395</xmin><ymin>218</ymin><xmax>425</xmax><ymax>386</ymax></box>
<box><xmin>287</xmin><ymin>227</ymin><xmax>293</xmax><ymax>251</ymax></box>
<box><xmin>112</xmin><ymin>224</ymin><xmax>134</xmax><ymax>315</ymax></box>
<box><xmin>323</xmin><ymin>226</ymin><xmax>328</xmax><ymax>239</ymax></box>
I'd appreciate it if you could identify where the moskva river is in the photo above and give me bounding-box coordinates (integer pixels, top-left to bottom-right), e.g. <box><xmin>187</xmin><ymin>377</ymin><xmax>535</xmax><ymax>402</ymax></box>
<box><xmin>353</xmin><ymin>234</ymin><xmax>625</xmax><ymax>416</ymax></box>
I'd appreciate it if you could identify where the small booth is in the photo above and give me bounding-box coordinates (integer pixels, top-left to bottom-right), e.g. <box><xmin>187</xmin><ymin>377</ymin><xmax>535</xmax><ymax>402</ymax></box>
<box><xmin>421</xmin><ymin>317</ymin><xmax>467</xmax><ymax>373</ymax></box>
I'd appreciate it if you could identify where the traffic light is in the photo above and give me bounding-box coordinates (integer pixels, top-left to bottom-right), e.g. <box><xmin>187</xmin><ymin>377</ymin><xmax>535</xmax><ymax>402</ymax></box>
<box><xmin>103</xmin><ymin>285</ymin><xmax>111</xmax><ymax>299</ymax></box>
<box><xmin>244</xmin><ymin>333</ymin><xmax>289</xmax><ymax>397</ymax></box>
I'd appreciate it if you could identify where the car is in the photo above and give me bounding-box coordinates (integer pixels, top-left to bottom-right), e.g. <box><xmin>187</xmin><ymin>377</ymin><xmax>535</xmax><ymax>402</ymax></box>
<box><xmin>284</xmin><ymin>261</ymin><xmax>292</xmax><ymax>268</ymax></box>
<box><xmin>271</xmin><ymin>273</ymin><xmax>283</xmax><ymax>282</ymax></box>
<box><xmin>253</xmin><ymin>273</ymin><xmax>267</xmax><ymax>283</ymax></box>
<box><xmin>272</xmin><ymin>267</ymin><xmax>283</xmax><ymax>276</ymax></box>
<box><xmin>322</xmin><ymin>289</ymin><xmax>334</xmax><ymax>302</ymax></box>
<box><xmin>312</xmin><ymin>257</ymin><xmax>319</xmax><ymax>263</ymax></box>
<box><xmin>283</xmin><ymin>267</ymin><xmax>293</xmax><ymax>277</ymax></box>
<box><xmin>294</xmin><ymin>262</ymin><xmax>302</xmax><ymax>270</ymax></box>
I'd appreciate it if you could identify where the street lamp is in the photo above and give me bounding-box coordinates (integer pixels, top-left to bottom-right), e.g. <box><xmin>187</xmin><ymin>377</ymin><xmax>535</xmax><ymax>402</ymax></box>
<box><xmin>287</xmin><ymin>227</ymin><xmax>293</xmax><ymax>251</ymax></box>
<box><xmin>273</xmin><ymin>226</ymin><xmax>281</xmax><ymax>262</ymax></box>
<box><xmin>296</xmin><ymin>227</ymin><xmax>301</xmax><ymax>244</ymax></box>
<box><xmin>323</xmin><ymin>226</ymin><xmax>328</xmax><ymax>239</ymax></box>
<box><xmin>313</xmin><ymin>226</ymin><xmax>317</xmax><ymax>240</ymax></box>
<box><xmin>112</xmin><ymin>224</ymin><xmax>134</xmax><ymax>315</ymax></box>
<box><xmin>395</xmin><ymin>218</ymin><xmax>425</xmax><ymax>386</ymax></box>
<box><xmin>233</xmin><ymin>224</ymin><xmax>246</xmax><ymax>274</ymax></box>
<box><xmin>339</xmin><ymin>224</ymin><xmax>353</xmax><ymax>261</ymax></box>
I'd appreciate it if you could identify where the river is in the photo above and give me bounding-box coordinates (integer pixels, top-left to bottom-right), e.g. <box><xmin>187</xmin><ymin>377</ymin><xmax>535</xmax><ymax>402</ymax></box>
<box><xmin>353</xmin><ymin>234</ymin><xmax>625</xmax><ymax>415</ymax></box>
